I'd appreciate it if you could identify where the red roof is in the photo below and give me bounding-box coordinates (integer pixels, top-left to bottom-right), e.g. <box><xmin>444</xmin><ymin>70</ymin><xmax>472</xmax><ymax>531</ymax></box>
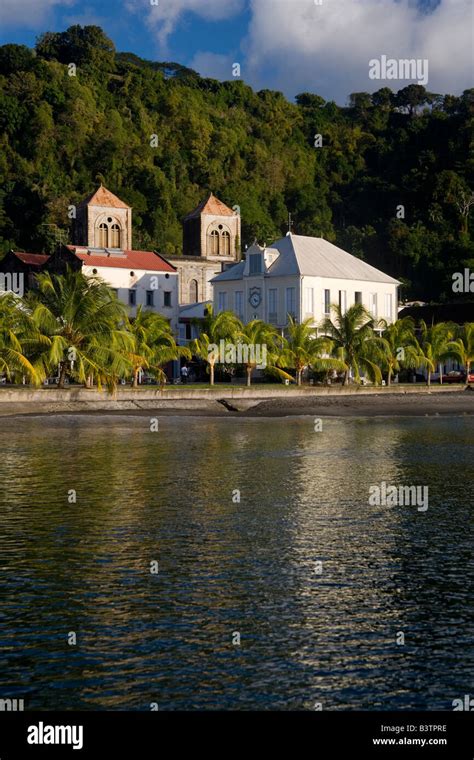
<box><xmin>12</xmin><ymin>252</ymin><xmax>50</xmax><ymax>266</ymax></box>
<box><xmin>67</xmin><ymin>247</ymin><xmax>176</xmax><ymax>273</ymax></box>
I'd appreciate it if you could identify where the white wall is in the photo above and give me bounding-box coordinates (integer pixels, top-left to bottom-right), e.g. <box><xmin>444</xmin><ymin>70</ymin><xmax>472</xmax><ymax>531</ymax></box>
<box><xmin>83</xmin><ymin>265</ymin><xmax>180</xmax><ymax>333</ymax></box>
<box><xmin>213</xmin><ymin>274</ymin><xmax>398</xmax><ymax>327</ymax></box>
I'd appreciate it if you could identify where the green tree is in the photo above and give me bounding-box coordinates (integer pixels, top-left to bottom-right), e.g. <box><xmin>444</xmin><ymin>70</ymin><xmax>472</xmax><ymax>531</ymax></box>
<box><xmin>321</xmin><ymin>303</ymin><xmax>381</xmax><ymax>386</ymax></box>
<box><xmin>0</xmin><ymin>292</ymin><xmax>43</xmax><ymax>384</ymax></box>
<box><xmin>417</xmin><ymin>320</ymin><xmax>455</xmax><ymax>386</ymax></box>
<box><xmin>26</xmin><ymin>269</ymin><xmax>131</xmax><ymax>390</ymax></box>
<box><xmin>125</xmin><ymin>305</ymin><xmax>190</xmax><ymax>387</ymax></box>
<box><xmin>376</xmin><ymin>317</ymin><xmax>423</xmax><ymax>385</ymax></box>
<box><xmin>444</xmin><ymin>323</ymin><xmax>474</xmax><ymax>385</ymax></box>
<box><xmin>190</xmin><ymin>306</ymin><xmax>241</xmax><ymax>386</ymax></box>
<box><xmin>236</xmin><ymin>319</ymin><xmax>289</xmax><ymax>386</ymax></box>
<box><xmin>279</xmin><ymin>316</ymin><xmax>344</xmax><ymax>386</ymax></box>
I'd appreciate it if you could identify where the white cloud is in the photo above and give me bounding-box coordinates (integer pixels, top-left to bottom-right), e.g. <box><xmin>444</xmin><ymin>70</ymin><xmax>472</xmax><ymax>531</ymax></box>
<box><xmin>188</xmin><ymin>51</ymin><xmax>236</xmax><ymax>80</ymax></box>
<box><xmin>128</xmin><ymin>0</ymin><xmax>245</xmax><ymax>52</ymax></box>
<box><xmin>0</xmin><ymin>0</ymin><xmax>76</xmax><ymax>28</ymax></box>
<box><xmin>242</xmin><ymin>0</ymin><xmax>473</xmax><ymax>101</ymax></box>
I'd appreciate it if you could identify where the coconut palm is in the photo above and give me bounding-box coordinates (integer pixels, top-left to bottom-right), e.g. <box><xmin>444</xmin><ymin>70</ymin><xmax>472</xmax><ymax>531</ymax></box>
<box><xmin>26</xmin><ymin>269</ymin><xmax>132</xmax><ymax>390</ymax></box>
<box><xmin>376</xmin><ymin>317</ymin><xmax>424</xmax><ymax>385</ymax></box>
<box><xmin>0</xmin><ymin>293</ymin><xmax>46</xmax><ymax>384</ymax></box>
<box><xmin>190</xmin><ymin>305</ymin><xmax>242</xmax><ymax>386</ymax></box>
<box><xmin>418</xmin><ymin>320</ymin><xmax>455</xmax><ymax>386</ymax></box>
<box><xmin>444</xmin><ymin>323</ymin><xmax>474</xmax><ymax>385</ymax></box>
<box><xmin>236</xmin><ymin>319</ymin><xmax>290</xmax><ymax>386</ymax></box>
<box><xmin>320</xmin><ymin>303</ymin><xmax>382</xmax><ymax>385</ymax></box>
<box><xmin>125</xmin><ymin>306</ymin><xmax>190</xmax><ymax>387</ymax></box>
<box><xmin>278</xmin><ymin>316</ymin><xmax>344</xmax><ymax>386</ymax></box>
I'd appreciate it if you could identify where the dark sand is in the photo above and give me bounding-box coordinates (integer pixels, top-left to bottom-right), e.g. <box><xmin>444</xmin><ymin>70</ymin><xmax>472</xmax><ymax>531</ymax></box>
<box><xmin>1</xmin><ymin>389</ymin><xmax>473</xmax><ymax>419</ymax></box>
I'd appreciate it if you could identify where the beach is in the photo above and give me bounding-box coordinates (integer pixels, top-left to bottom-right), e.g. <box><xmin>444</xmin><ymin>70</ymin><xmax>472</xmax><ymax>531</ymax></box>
<box><xmin>0</xmin><ymin>385</ymin><xmax>472</xmax><ymax>418</ymax></box>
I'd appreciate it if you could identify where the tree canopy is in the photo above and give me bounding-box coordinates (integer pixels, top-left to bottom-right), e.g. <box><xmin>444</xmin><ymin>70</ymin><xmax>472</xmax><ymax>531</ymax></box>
<box><xmin>0</xmin><ymin>25</ymin><xmax>473</xmax><ymax>301</ymax></box>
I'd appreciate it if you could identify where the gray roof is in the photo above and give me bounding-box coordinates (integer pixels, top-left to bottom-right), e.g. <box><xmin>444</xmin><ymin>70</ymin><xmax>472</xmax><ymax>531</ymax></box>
<box><xmin>211</xmin><ymin>261</ymin><xmax>245</xmax><ymax>282</ymax></box>
<box><xmin>269</xmin><ymin>234</ymin><xmax>400</xmax><ymax>283</ymax></box>
<box><xmin>212</xmin><ymin>234</ymin><xmax>399</xmax><ymax>285</ymax></box>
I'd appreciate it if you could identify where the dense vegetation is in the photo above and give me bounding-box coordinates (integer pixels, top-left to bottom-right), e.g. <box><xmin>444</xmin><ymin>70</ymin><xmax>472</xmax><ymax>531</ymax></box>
<box><xmin>1</xmin><ymin>270</ymin><xmax>473</xmax><ymax>389</ymax></box>
<box><xmin>0</xmin><ymin>25</ymin><xmax>473</xmax><ymax>301</ymax></box>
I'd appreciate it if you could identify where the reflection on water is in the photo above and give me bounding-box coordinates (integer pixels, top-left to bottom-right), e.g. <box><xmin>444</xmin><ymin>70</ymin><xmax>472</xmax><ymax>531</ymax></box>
<box><xmin>0</xmin><ymin>414</ymin><xmax>472</xmax><ymax>710</ymax></box>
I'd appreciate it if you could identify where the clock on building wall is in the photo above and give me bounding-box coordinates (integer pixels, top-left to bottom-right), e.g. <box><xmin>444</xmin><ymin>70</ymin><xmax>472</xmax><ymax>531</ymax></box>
<box><xmin>249</xmin><ymin>287</ymin><xmax>262</xmax><ymax>308</ymax></box>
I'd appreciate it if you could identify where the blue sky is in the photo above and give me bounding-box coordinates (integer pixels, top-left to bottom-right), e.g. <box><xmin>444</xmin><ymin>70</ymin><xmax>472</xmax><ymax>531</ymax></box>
<box><xmin>0</xmin><ymin>0</ymin><xmax>471</xmax><ymax>103</ymax></box>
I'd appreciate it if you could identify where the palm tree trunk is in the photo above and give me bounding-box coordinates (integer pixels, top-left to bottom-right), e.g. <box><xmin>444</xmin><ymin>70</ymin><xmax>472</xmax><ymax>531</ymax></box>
<box><xmin>246</xmin><ymin>366</ymin><xmax>252</xmax><ymax>386</ymax></box>
<box><xmin>58</xmin><ymin>362</ymin><xmax>68</xmax><ymax>389</ymax></box>
<box><xmin>427</xmin><ymin>370</ymin><xmax>431</xmax><ymax>387</ymax></box>
<box><xmin>387</xmin><ymin>368</ymin><xmax>392</xmax><ymax>386</ymax></box>
<box><xmin>132</xmin><ymin>368</ymin><xmax>139</xmax><ymax>388</ymax></box>
<box><xmin>466</xmin><ymin>360</ymin><xmax>471</xmax><ymax>386</ymax></box>
<box><xmin>343</xmin><ymin>370</ymin><xmax>350</xmax><ymax>386</ymax></box>
<box><xmin>210</xmin><ymin>361</ymin><xmax>215</xmax><ymax>386</ymax></box>
<box><xmin>439</xmin><ymin>363</ymin><xmax>443</xmax><ymax>384</ymax></box>
<box><xmin>297</xmin><ymin>368</ymin><xmax>302</xmax><ymax>386</ymax></box>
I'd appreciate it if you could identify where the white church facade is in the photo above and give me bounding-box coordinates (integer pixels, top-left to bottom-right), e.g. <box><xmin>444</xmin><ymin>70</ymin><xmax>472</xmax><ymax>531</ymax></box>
<box><xmin>211</xmin><ymin>234</ymin><xmax>400</xmax><ymax>329</ymax></box>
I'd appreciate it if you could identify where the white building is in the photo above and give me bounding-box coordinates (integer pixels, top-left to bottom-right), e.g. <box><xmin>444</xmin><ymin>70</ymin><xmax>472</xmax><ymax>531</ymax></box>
<box><xmin>211</xmin><ymin>233</ymin><xmax>400</xmax><ymax>328</ymax></box>
<box><xmin>65</xmin><ymin>245</ymin><xmax>179</xmax><ymax>333</ymax></box>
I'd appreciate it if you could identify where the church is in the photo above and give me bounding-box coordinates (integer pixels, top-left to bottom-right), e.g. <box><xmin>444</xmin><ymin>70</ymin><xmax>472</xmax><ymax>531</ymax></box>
<box><xmin>5</xmin><ymin>185</ymin><xmax>241</xmax><ymax>334</ymax></box>
<box><xmin>166</xmin><ymin>192</ymin><xmax>241</xmax><ymax>304</ymax></box>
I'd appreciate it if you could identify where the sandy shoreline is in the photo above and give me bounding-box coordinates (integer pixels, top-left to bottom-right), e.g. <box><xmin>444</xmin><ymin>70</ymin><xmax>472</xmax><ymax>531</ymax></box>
<box><xmin>1</xmin><ymin>388</ymin><xmax>473</xmax><ymax>419</ymax></box>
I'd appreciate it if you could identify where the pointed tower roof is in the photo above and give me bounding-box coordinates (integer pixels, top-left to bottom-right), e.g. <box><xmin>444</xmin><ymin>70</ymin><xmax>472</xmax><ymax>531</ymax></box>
<box><xmin>184</xmin><ymin>192</ymin><xmax>235</xmax><ymax>220</ymax></box>
<box><xmin>78</xmin><ymin>185</ymin><xmax>130</xmax><ymax>209</ymax></box>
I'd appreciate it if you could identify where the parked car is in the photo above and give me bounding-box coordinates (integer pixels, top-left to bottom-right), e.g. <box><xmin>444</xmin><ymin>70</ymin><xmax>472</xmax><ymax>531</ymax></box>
<box><xmin>442</xmin><ymin>370</ymin><xmax>466</xmax><ymax>384</ymax></box>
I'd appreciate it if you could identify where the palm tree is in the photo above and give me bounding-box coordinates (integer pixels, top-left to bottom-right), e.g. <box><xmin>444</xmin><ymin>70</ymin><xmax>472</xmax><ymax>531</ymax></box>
<box><xmin>376</xmin><ymin>317</ymin><xmax>424</xmax><ymax>385</ymax></box>
<box><xmin>190</xmin><ymin>305</ymin><xmax>242</xmax><ymax>386</ymax></box>
<box><xmin>418</xmin><ymin>321</ymin><xmax>455</xmax><ymax>386</ymax></box>
<box><xmin>320</xmin><ymin>303</ymin><xmax>382</xmax><ymax>386</ymax></box>
<box><xmin>278</xmin><ymin>316</ymin><xmax>344</xmax><ymax>386</ymax></box>
<box><xmin>236</xmin><ymin>319</ymin><xmax>290</xmax><ymax>386</ymax></box>
<box><xmin>0</xmin><ymin>293</ymin><xmax>45</xmax><ymax>384</ymax></box>
<box><xmin>125</xmin><ymin>306</ymin><xmax>190</xmax><ymax>387</ymax></box>
<box><xmin>26</xmin><ymin>269</ymin><xmax>132</xmax><ymax>391</ymax></box>
<box><xmin>444</xmin><ymin>323</ymin><xmax>474</xmax><ymax>386</ymax></box>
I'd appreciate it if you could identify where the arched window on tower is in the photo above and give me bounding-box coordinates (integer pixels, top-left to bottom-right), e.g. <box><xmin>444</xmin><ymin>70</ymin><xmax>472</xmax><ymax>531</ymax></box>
<box><xmin>221</xmin><ymin>231</ymin><xmax>230</xmax><ymax>256</ymax></box>
<box><xmin>209</xmin><ymin>229</ymin><xmax>219</xmax><ymax>256</ymax></box>
<box><xmin>97</xmin><ymin>223</ymin><xmax>108</xmax><ymax>248</ymax></box>
<box><xmin>189</xmin><ymin>279</ymin><xmax>199</xmax><ymax>303</ymax></box>
<box><xmin>110</xmin><ymin>223</ymin><xmax>121</xmax><ymax>249</ymax></box>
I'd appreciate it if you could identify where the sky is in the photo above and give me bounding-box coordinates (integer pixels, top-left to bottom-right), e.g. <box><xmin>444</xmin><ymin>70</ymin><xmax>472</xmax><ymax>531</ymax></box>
<box><xmin>0</xmin><ymin>0</ymin><xmax>472</xmax><ymax>103</ymax></box>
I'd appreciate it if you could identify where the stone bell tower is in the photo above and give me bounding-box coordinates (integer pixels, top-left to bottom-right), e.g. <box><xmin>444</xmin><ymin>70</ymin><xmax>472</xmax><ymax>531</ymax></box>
<box><xmin>74</xmin><ymin>185</ymin><xmax>132</xmax><ymax>250</ymax></box>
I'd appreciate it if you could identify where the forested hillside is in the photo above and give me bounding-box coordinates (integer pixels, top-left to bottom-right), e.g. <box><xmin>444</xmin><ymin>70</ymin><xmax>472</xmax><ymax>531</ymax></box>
<box><xmin>0</xmin><ymin>25</ymin><xmax>473</xmax><ymax>300</ymax></box>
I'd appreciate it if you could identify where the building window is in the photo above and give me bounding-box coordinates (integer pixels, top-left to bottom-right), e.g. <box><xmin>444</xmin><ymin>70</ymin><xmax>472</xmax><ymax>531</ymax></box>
<box><xmin>189</xmin><ymin>279</ymin><xmax>198</xmax><ymax>303</ymax></box>
<box><xmin>355</xmin><ymin>291</ymin><xmax>362</xmax><ymax>305</ymax></box>
<box><xmin>163</xmin><ymin>291</ymin><xmax>172</xmax><ymax>307</ymax></box>
<box><xmin>209</xmin><ymin>230</ymin><xmax>219</xmax><ymax>256</ymax></box>
<box><xmin>304</xmin><ymin>287</ymin><xmax>314</xmax><ymax>315</ymax></box>
<box><xmin>324</xmin><ymin>289</ymin><xmax>330</xmax><ymax>315</ymax></box>
<box><xmin>370</xmin><ymin>293</ymin><xmax>378</xmax><ymax>317</ymax></box>
<box><xmin>249</xmin><ymin>253</ymin><xmax>263</xmax><ymax>275</ymax></box>
<box><xmin>98</xmin><ymin>223</ymin><xmax>108</xmax><ymax>248</ymax></box>
<box><xmin>235</xmin><ymin>291</ymin><xmax>243</xmax><ymax>319</ymax></box>
<box><xmin>110</xmin><ymin>224</ymin><xmax>121</xmax><ymax>249</ymax></box>
<box><xmin>268</xmin><ymin>288</ymin><xmax>278</xmax><ymax>323</ymax></box>
<box><xmin>218</xmin><ymin>292</ymin><xmax>227</xmax><ymax>312</ymax></box>
<box><xmin>338</xmin><ymin>290</ymin><xmax>347</xmax><ymax>313</ymax></box>
<box><xmin>286</xmin><ymin>287</ymin><xmax>296</xmax><ymax>319</ymax></box>
<box><xmin>384</xmin><ymin>293</ymin><xmax>393</xmax><ymax>319</ymax></box>
<box><xmin>146</xmin><ymin>290</ymin><xmax>154</xmax><ymax>307</ymax></box>
<box><xmin>129</xmin><ymin>289</ymin><xmax>136</xmax><ymax>306</ymax></box>
<box><xmin>221</xmin><ymin>231</ymin><xmax>231</xmax><ymax>256</ymax></box>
